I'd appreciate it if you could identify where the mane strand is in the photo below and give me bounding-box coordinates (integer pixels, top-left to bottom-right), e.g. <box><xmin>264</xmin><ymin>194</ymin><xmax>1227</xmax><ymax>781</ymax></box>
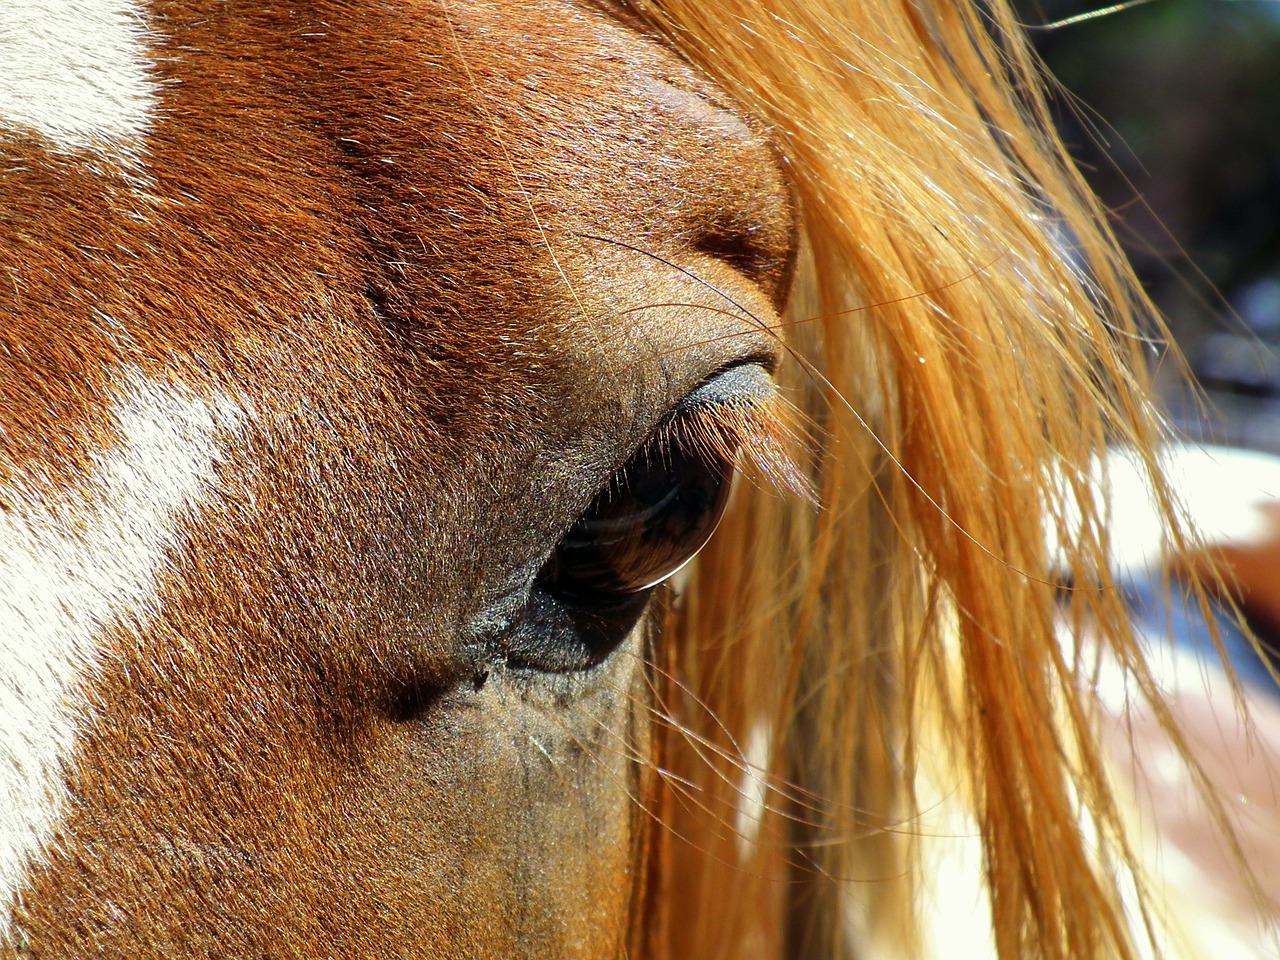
<box><xmin>639</xmin><ymin>1</ymin><xmax>1247</xmax><ymax>957</ymax></box>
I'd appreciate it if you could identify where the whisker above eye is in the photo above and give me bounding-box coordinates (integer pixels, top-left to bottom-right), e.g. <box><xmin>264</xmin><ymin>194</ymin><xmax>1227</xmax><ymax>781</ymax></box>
<box><xmin>630</xmin><ymin>255</ymin><xmax>1005</xmax><ymax>358</ymax></box>
<box><xmin>572</xmin><ymin>230</ymin><xmax>771</xmax><ymax>332</ymax></box>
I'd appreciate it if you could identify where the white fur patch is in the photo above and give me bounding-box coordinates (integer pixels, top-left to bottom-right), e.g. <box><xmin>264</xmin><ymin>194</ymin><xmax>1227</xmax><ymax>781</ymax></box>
<box><xmin>0</xmin><ymin>379</ymin><xmax>234</xmax><ymax>940</ymax></box>
<box><xmin>0</xmin><ymin>0</ymin><xmax>155</xmax><ymax>156</ymax></box>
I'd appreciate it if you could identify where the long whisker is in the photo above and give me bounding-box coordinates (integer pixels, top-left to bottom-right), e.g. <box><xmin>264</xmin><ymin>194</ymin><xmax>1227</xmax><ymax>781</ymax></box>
<box><xmin>1024</xmin><ymin>0</ymin><xmax>1163</xmax><ymax>31</ymax></box>
<box><xmin>605</xmin><ymin>648</ymin><xmax>934</xmax><ymax>837</ymax></box>
<box><xmin>791</xmin><ymin>346</ymin><xmax>1072</xmax><ymax>592</ymax></box>
<box><xmin>572</xmin><ymin>236</ymin><xmax>1054</xmax><ymax>583</ymax></box>
<box><xmin>623</xmin><ymin>255</ymin><xmax>1004</xmax><ymax>360</ymax></box>
<box><xmin>440</xmin><ymin>2</ymin><xmax>591</xmax><ymax>326</ymax></box>
<box><xmin>572</xmin><ymin>231</ymin><xmax>770</xmax><ymax>334</ymax></box>
<box><xmin>561</xmin><ymin>692</ymin><xmax>898</xmax><ymax>882</ymax></box>
<box><xmin>682</xmin><ymin>299</ymin><xmax>1070</xmax><ymax>593</ymax></box>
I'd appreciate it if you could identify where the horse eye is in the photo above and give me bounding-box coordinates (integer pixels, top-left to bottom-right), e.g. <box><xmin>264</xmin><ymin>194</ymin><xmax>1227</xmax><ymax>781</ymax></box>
<box><xmin>539</xmin><ymin>415</ymin><xmax>736</xmax><ymax>602</ymax></box>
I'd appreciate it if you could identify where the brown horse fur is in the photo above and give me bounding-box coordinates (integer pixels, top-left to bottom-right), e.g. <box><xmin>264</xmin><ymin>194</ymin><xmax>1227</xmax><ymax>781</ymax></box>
<box><xmin>0</xmin><ymin>1</ymin><xmax>1271</xmax><ymax>958</ymax></box>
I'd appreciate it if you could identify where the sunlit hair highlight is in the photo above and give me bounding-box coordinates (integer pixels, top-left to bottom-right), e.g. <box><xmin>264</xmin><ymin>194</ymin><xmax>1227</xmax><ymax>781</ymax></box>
<box><xmin>630</xmin><ymin>1</ymin><xmax>1240</xmax><ymax>958</ymax></box>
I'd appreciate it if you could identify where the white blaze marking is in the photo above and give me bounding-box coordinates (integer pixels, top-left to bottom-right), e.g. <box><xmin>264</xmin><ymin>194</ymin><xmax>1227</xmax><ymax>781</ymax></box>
<box><xmin>0</xmin><ymin>379</ymin><xmax>234</xmax><ymax>939</ymax></box>
<box><xmin>0</xmin><ymin>1</ymin><xmax>155</xmax><ymax>156</ymax></box>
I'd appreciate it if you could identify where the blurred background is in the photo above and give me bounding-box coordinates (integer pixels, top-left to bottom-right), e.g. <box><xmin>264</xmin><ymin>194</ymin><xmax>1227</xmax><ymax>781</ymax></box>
<box><xmin>1015</xmin><ymin>0</ymin><xmax>1280</xmax><ymax>450</ymax></box>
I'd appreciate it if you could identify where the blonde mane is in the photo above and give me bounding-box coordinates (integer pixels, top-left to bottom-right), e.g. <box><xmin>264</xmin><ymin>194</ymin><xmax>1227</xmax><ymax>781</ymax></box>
<box><xmin>641</xmin><ymin>1</ymin><xmax>1248</xmax><ymax>957</ymax></box>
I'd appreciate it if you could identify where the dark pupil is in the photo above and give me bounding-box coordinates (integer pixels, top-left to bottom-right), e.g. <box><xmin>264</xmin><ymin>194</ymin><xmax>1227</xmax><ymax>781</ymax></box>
<box><xmin>548</xmin><ymin>426</ymin><xmax>735</xmax><ymax>599</ymax></box>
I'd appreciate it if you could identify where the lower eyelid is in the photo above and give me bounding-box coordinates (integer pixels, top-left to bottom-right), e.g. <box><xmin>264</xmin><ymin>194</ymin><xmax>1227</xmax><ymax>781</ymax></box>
<box><xmin>502</xmin><ymin>587</ymin><xmax>651</xmax><ymax>673</ymax></box>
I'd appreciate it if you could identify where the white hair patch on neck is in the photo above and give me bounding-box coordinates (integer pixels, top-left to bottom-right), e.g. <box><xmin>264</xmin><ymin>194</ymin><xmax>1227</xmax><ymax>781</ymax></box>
<box><xmin>0</xmin><ymin>0</ymin><xmax>155</xmax><ymax>157</ymax></box>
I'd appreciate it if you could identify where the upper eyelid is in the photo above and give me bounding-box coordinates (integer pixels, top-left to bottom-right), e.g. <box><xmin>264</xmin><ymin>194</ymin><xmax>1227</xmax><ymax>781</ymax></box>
<box><xmin>647</xmin><ymin>363</ymin><xmax>813</xmax><ymax>504</ymax></box>
<box><xmin>676</xmin><ymin>359</ymin><xmax>779</xmax><ymax>409</ymax></box>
